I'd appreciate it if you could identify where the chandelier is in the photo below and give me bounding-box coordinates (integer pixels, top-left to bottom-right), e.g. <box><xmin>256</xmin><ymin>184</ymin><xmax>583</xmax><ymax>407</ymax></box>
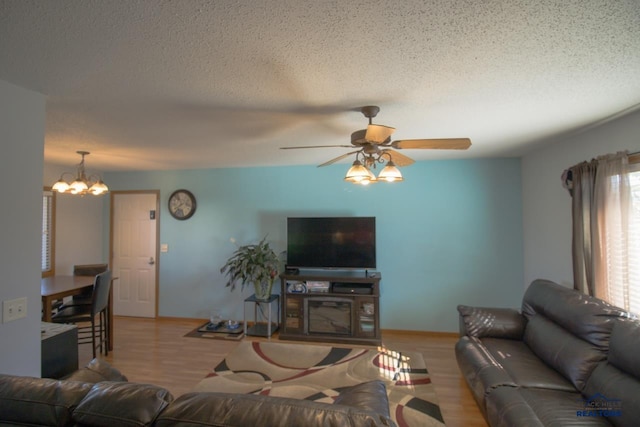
<box><xmin>51</xmin><ymin>151</ymin><xmax>109</xmax><ymax>196</ymax></box>
<box><xmin>344</xmin><ymin>151</ymin><xmax>403</xmax><ymax>185</ymax></box>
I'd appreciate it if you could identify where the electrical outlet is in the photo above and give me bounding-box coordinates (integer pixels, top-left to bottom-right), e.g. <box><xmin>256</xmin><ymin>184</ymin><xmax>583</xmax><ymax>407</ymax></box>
<box><xmin>2</xmin><ymin>297</ymin><xmax>27</xmax><ymax>322</ymax></box>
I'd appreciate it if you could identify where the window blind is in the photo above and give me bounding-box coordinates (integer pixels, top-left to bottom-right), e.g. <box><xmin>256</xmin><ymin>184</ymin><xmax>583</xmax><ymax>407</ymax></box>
<box><xmin>603</xmin><ymin>165</ymin><xmax>640</xmax><ymax>314</ymax></box>
<box><xmin>41</xmin><ymin>191</ymin><xmax>53</xmax><ymax>274</ymax></box>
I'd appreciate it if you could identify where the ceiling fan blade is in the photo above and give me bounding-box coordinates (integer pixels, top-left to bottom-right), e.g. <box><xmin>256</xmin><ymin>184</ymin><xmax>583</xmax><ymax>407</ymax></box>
<box><xmin>391</xmin><ymin>138</ymin><xmax>472</xmax><ymax>150</ymax></box>
<box><xmin>381</xmin><ymin>149</ymin><xmax>415</xmax><ymax>167</ymax></box>
<box><xmin>280</xmin><ymin>145</ymin><xmax>354</xmax><ymax>150</ymax></box>
<box><xmin>365</xmin><ymin>124</ymin><xmax>395</xmax><ymax>144</ymax></box>
<box><xmin>318</xmin><ymin>150</ymin><xmax>361</xmax><ymax>167</ymax></box>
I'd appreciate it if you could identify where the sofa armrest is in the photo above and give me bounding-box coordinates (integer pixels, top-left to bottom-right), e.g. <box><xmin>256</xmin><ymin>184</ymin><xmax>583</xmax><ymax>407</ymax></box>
<box><xmin>62</xmin><ymin>358</ymin><xmax>128</xmax><ymax>383</ymax></box>
<box><xmin>457</xmin><ymin>305</ymin><xmax>525</xmax><ymax>339</ymax></box>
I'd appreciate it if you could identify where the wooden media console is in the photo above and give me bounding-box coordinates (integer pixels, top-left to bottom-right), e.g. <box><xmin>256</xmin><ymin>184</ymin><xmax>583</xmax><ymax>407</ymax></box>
<box><xmin>279</xmin><ymin>271</ymin><xmax>381</xmax><ymax>345</ymax></box>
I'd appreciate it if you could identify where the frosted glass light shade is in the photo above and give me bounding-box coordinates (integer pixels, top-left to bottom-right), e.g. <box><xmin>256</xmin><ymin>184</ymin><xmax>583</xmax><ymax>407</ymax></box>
<box><xmin>52</xmin><ymin>179</ymin><xmax>70</xmax><ymax>193</ymax></box>
<box><xmin>70</xmin><ymin>179</ymin><xmax>89</xmax><ymax>193</ymax></box>
<box><xmin>344</xmin><ymin>160</ymin><xmax>371</xmax><ymax>183</ymax></box>
<box><xmin>89</xmin><ymin>180</ymin><xmax>109</xmax><ymax>195</ymax></box>
<box><xmin>378</xmin><ymin>161</ymin><xmax>403</xmax><ymax>182</ymax></box>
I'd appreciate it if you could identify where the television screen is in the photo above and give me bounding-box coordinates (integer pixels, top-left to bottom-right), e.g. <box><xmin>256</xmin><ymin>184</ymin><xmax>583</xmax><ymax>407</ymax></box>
<box><xmin>286</xmin><ymin>217</ymin><xmax>376</xmax><ymax>269</ymax></box>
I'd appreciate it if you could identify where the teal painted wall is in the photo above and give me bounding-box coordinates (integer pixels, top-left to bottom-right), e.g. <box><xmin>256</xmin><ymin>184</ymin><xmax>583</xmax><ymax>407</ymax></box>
<box><xmin>105</xmin><ymin>158</ymin><xmax>523</xmax><ymax>332</ymax></box>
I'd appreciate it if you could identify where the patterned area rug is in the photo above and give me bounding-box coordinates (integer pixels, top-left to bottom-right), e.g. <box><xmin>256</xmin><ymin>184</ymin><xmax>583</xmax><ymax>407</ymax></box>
<box><xmin>193</xmin><ymin>341</ymin><xmax>445</xmax><ymax>427</ymax></box>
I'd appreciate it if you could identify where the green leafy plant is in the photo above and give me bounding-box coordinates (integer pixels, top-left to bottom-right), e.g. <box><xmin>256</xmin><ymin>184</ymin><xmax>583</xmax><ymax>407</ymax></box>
<box><xmin>220</xmin><ymin>236</ymin><xmax>279</xmax><ymax>300</ymax></box>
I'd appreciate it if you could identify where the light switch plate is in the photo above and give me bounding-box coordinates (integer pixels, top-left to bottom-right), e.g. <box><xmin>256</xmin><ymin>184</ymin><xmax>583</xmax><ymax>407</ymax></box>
<box><xmin>2</xmin><ymin>297</ymin><xmax>27</xmax><ymax>322</ymax></box>
<box><xmin>1</xmin><ymin>300</ymin><xmax>10</xmax><ymax>323</ymax></box>
<box><xmin>14</xmin><ymin>297</ymin><xmax>27</xmax><ymax>320</ymax></box>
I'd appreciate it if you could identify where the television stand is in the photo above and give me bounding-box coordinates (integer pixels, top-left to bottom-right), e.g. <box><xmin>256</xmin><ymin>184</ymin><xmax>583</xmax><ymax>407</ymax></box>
<box><xmin>279</xmin><ymin>271</ymin><xmax>381</xmax><ymax>345</ymax></box>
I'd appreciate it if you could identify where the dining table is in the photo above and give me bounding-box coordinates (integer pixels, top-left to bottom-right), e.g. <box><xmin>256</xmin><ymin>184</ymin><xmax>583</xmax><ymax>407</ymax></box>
<box><xmin>41</xmin><ymin>275</ymin><xmax>113</xmax><ymax>351</ymax></box>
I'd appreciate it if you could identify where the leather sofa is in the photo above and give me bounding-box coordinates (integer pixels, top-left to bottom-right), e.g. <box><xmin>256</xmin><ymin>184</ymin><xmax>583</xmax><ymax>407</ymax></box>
<box><xmin>0</xmin><ymin>358</ymin><xmax>396</xmax><ymax>427</ymax></box>
<box><xmin>455</xmin><ymin>279</ymin><xmax>640</xmax><ymax>427</ymax></box>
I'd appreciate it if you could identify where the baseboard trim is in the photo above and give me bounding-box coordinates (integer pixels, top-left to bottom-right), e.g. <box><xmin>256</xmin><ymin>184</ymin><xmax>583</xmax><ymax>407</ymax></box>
<box><xmin>127</xmin><ymin>316</ymin><xmax>459</xmax><ymax>337</ymax></box>
<box><xmin>155</xmin><ymin>316</ymin><xmax>207</xmax><ymax>323</ymax></box>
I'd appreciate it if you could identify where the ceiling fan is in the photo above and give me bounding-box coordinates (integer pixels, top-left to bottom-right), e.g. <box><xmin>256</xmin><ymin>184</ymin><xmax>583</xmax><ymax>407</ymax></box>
<box><xmin>280</xmin><ymin>106</ymin><xmax>471</xmax><ymax>184</ymax></box>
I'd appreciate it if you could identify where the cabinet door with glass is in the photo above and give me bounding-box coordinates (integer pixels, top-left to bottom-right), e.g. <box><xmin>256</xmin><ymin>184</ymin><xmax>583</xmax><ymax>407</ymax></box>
<box><xmin>283</xmin><ymin>295</ymin><xmax>304</xmax><ymax>335</ymax></box>
<box><xmin>355</xmin><ymin>297</ymin><xmax>378</xmax><ymax>338</ymax></box>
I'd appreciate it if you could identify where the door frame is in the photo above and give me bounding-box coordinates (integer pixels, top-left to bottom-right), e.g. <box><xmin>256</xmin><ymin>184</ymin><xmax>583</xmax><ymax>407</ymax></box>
<box><xmin>109</xmin><ymin>190</ymin><xmax>161</xmax><ymax>318</ymax></box>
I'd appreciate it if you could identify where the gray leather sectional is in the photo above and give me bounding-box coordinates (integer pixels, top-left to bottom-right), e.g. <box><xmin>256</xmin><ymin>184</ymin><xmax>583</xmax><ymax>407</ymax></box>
<box><xmin>456</xmin><ymin>279</ymin><xmax>640</xmax><ymax>427</ymax></box>
<box><xmin>0</xmin><ymin>358</ymin><xmax>396</xmax><ymax>426</ymax></box>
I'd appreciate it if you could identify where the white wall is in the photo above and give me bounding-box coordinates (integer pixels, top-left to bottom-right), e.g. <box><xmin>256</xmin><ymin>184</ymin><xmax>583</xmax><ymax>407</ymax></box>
<box><xmin>522</xmin><ymin>109</ymin><xmax>640</xmax><ymax>289</ymax></box>
<box><xmin>43</xmin><ymin>163</ymin><xmax>106</xmax><ymax>275</ymax></box>
<box><xmin>0</xmin><ymin>80</ymin><xmax>45</xmax><ymax>376</ymax></box>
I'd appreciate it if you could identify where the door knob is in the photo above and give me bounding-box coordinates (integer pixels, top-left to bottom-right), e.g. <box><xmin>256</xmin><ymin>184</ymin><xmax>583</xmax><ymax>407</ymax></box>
<box><xmin>149</xmin><ymin>257</ymin><xmax>155</xmax><ymax>265</ymax></box>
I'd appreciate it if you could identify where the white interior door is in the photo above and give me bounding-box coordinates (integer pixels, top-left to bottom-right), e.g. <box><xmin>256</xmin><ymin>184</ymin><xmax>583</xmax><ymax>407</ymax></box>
<box><xmin>112</xmin><ymin>193</ymin><xmax>158</xmax><ymax>317</ymax></box>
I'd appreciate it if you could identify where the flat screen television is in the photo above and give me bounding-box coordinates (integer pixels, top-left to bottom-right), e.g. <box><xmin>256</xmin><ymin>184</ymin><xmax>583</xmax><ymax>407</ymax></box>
<box><xmin>286</xmin><ymin>217</ymin><xmax>376</xmax><ymax>270</ymax></box>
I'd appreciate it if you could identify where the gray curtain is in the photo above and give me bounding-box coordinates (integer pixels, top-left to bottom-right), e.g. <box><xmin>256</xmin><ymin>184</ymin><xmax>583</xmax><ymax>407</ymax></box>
<box><xmin>567</xmin><ymin>160</ymin><xmax>597</xmax><ymax>295</ymax></box>
<box><xmin>563</xmin><ymin>151</ymin><xmax>630</xmax><ymax>296</ymax></box>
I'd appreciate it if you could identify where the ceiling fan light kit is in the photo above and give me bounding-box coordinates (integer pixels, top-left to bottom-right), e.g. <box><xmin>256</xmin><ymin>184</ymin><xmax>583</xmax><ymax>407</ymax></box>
<box><xmin>344</xmin><ymin>153</ymin><xmax>403</xmax><ymax>185</ymax></box>
<box><xmin>51</xmin><ymin>151</ymin><xmax>109</xmax><ymax>196</ymax></box>
<box><xmin>281</xmin><ymin>105</ymin><xmax>471</xmax><ymax>185</ymax></box>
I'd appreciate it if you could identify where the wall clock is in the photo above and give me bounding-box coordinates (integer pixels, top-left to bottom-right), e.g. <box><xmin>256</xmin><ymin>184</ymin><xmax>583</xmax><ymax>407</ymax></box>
<box><xmin>168</xmin><ymin>189</ymin><xmax>196</xmax><ymax>220</ymax></box>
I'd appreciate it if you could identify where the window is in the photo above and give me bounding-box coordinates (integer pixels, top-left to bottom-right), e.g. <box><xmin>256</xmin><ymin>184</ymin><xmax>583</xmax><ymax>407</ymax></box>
<box><xmin>623</xmin><ymin>165</ymin><xmax>640</xmax><ymax>312</ymax></box>
<box><xmin>42</xmin><ymin>189</ymin><xmax>56</xmax><ymax>277</ymax></box>
<box><xmin>600</xmin><ymin>160</ymin><xmax>639</xmax><ymax>314</ymax></box>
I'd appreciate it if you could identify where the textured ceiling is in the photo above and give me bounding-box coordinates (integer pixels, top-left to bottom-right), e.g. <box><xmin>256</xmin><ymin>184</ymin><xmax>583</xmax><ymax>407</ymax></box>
<box><xmin>1</xmin><ymin>0</ymin><xmax>639</xmax><ymax>171</ymax></box>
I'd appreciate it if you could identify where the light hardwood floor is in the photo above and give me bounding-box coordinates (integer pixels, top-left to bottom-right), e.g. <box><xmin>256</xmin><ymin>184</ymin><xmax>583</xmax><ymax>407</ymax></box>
<box><xmin>79</xmin><ymin>316</ymin><xmax>487</xmax><ymax>427</ymax></box>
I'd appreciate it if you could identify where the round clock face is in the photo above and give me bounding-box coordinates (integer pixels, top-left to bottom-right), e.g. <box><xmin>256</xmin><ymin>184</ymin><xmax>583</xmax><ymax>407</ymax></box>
<box><xmin>168</xmin><ymin>189</ymin><xmax>196</xmax><ymax>220</ymax></box>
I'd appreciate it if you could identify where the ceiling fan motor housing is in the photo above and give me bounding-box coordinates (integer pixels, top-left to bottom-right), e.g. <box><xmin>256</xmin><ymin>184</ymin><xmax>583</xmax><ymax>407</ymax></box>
<box><xmin>351</xmin><ymin>129</ymin><xmax>368</xmax><ymax>145</ymax></box>
<box><xmin>361</xmin><ymin>105</ymin><xmax>380</xmax><ymax>120</ymax></box>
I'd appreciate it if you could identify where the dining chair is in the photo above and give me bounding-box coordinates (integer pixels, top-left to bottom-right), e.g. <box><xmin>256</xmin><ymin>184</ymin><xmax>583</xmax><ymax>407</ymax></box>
<box><xmin>64</xmin><ymin>263</ymin><xmax>109</xmax><ymax>306</ymax></box>
<box><xmin>52</xmin><ymin>270</ymin><xmax>112</xmax><ymax>358</ymax></box>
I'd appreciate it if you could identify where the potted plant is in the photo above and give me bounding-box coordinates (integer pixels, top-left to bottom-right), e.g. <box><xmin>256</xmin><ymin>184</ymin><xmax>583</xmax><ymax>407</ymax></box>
<box><xmin>220</xmin><ymin>236</ymin><xmax>279</xmax><ymax>300</ymax></box>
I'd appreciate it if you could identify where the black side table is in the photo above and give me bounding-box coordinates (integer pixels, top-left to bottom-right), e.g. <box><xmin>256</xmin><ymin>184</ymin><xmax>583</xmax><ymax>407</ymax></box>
<box><xmin>41</xmin><ymin>322</ymin><xmax>78</xmax><ymax>378</ymax></box>
<box><xmin>244</xmin><ymin>294</ymin><xmax>280</xmax><ymax>338</ymax></box>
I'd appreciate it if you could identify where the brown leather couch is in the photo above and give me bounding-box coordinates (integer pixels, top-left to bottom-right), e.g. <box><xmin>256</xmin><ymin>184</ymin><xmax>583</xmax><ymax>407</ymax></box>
<box><xmin>0</xmin><ymin>358</ymin><xmax>396</xmax><ymax>426</ymax></box>
<box><xmin>456</xmin><ymin>279</ymin><xmax>640</xmax><ymax>427</ymax></box>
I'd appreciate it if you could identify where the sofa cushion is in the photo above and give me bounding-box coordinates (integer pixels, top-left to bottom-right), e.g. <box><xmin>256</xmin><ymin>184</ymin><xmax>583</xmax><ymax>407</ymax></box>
<box><xmin>0</xmin><ymin>375</ymin><xmax>92</xmax><ymax>427</ymax></box>
<box><xmin>521</xmin><ymin>279</ymin><xmax>631</xmax><ymax>349</ymax></box>
<box><xmin>486</xmin><ymin>387</ymin><xmax>611</xmax><ymax>427</ymax></box>
<box><xmin>583</xmin><ymin>362</ymin><xmax>639</xmax><ymax>427</ymax></box>
<box><xmin>582</xmin><ymin>319</ymin><xmax>640</xmax><ymax>427</ymax></box>
<box><xmin>481</xmin><ymin>338</ymin><xmax>575</xmax><ymax>392</ymax></box>
<box><xmin>72</xmin><ymin>382</ymin><xmax>173</xmax><ymax>427</ymax></box>
<box><xmin>154</xmin><ymin>391</ymin><xmax>396</xmax><ymax>427</ymax></box>
<box><xmin>455</xmin><ymin>335</ymin><xmax>576</xmax><ymax>415</ymax></box>
<box><xmin>63</xmin><ymin>358</ymin><xmax>128</xmax><ymax>383</ymax></box>
<box><xmin>524</xmin><ymin>315</ymin><xmax>607</xmax><ymax>391</ymax></box>
<box><xmin>607</xmin><ymin>319</ymin><xmax>640</xmax><ymax>380</ymax></box>
<box><xmin>457</xmin><ymin>305</ymin><xmax>526</xmax><ymax>339</ymax></box>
